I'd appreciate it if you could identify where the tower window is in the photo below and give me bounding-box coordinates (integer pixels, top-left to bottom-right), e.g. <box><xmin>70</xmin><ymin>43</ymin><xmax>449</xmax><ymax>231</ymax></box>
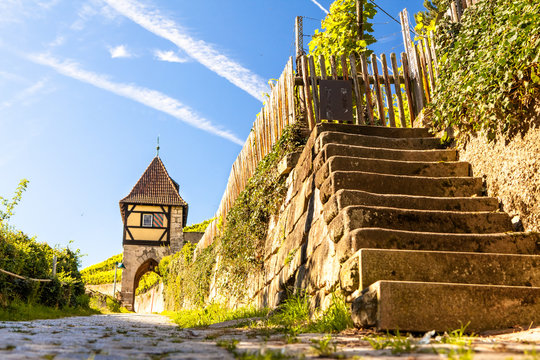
<box><xmin>142</xmin><ymin>214</ymin><xmax>153</xmax><ymax>227</ymax></box>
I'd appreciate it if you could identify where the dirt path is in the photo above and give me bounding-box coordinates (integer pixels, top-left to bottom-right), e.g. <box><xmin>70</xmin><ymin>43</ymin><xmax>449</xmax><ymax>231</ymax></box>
<box><xmin>0</xmin><ymin>314</ymin><xmax>537</xmax><ymax>359</ymax></box>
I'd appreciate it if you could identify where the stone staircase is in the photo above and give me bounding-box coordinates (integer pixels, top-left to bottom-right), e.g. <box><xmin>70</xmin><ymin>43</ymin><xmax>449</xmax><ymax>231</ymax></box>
<box><xmin>311</xmin><ymin>123</ymin><xmax>540</xmax><ymax>332</ymax></box>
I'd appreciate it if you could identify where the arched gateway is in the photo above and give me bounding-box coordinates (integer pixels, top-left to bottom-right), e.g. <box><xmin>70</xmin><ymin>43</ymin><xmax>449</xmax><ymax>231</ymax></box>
<box><xmin>118</xmin><ymin>156</ymin><xmax>187</xmax><ymax>310</ymax></box>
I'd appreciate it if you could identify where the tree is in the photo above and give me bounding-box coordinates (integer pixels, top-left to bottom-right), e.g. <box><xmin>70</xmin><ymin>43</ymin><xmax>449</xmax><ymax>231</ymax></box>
<box><xmin>414</xmin><ymin>0</ymin><xmax>450</xmax><ymax>36</ymax></box>
<box><xmin>0</xmin><ymin>179</ymin><xmax>29</xmax><ymax>223</ymax></box>
<box><xmin>308</xmin><ymin>0</ymin><xmax>377</xmax><ymax>58</ymax></box>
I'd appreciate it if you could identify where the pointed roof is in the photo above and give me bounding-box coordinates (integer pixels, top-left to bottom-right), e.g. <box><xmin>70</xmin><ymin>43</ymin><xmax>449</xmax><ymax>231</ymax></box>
<box><xmin>120</xmin><ymin>156</ymin><xmax>187</xmax><ymax>207</ymax></box>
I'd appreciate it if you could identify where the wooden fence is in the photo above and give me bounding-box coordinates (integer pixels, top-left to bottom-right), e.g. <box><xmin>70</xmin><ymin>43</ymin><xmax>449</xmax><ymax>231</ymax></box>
<box><xmin>196</xmin><ymin>3</ymin><xmax>472</xmax><ymax>249</ymax></box>
<box><xmin>197</xmin><ymin>58</ymin><xmax>296</xmax><ymax>249</ymax></box>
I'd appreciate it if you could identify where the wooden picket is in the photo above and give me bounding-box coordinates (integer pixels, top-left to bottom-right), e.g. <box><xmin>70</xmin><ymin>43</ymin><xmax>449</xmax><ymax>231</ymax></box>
<box><xmin>198</xmin><ymin>58</ymin><xmax>297</xmax><ymax>249</ymax></box>
<box><xmin>299</xmin><ymin>52</ymin><xmax>417</xmax><ymax>129</ymax></box>
<box><xmin>197</xmin><ymin>1</ymin><xmax>477</xmax><ymax>250</ymax></box>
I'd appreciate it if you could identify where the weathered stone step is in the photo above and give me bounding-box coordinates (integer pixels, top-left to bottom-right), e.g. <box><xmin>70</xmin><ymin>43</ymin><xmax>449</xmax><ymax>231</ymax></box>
<box><xmin>315</xmin><ymin>156</ymin><xmax>471</xmax><ymax>186</ymax></box>
<box><xmin>313</xmin><ymin>122</ymin><xmax>433</xmax><ymax>138</ymax></box>
<box><xmin>315</xmin><ymin>131</ymin><xmax>444</xmax><ymax>152</ymax></box>
<box><xmin>319</xmin><ymin>171</ymin><xmax>483</xmax><ymax>203</ymax></box>
<box><xmin>319</xmin><ymin>143</ymin><xmax>458</xmax><ymax>163</ymax></box>
<box><xmin>323</xmin><ymin>190</ymin><xmax>499</xmax><ymax>224</ymax></box>
<box><xmin>335</xmin><ymin>228</ymin><xmax>539</xmax><ymax>263</ymax></box>
<box><xmin>328</xmin><ymin>206</ymin><xmax>512</xmax><ymax>242</ymax></box>
<box><xmin>340</xmin><ymin>249</ymin><xmax>540</xmax><ymax>295</ymax></box>
<box><xmin>351</xmin><ymin>280</ymin><xmax>540</xmax><ymax>332</ymax></box>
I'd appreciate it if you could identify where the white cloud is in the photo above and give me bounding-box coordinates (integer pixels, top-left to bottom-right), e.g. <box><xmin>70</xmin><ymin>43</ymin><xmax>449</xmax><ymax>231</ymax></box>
<box><xmin>109</xmin><ymin>44</ymin><xmax>132</xmax><ymax>58</ymax></box>
<box><xmin>0</xmin><ymin>78</ymin><xmax>48</xmax><ymax>110</ymax></box>
<box><xmin>102</xmin><ymin>0</ymin><xmax>268</xmax><ymax>102</ymax></box>
<box><xmin>47</xmin><ymin>35</ymin><xmax>66</xmax><ymax>48</ymax></box>
<box><xmin>310</xmin><ymin>0</ymin><xmax>329</xmax><ymax>14</ymax></box>
<box><xmin>71</xmin><ymin>0</ymin><xmax>121</xmax><ymax>31</ymax></box>
<box><xmin>154</xmin><ymin>50</ymin><xmax>188</xmax><ymax>63</ymax></box>
<box><xmin>27</xmin><ymin>53</ymin><xmax>244</xmax><ymax>145</ymax></box>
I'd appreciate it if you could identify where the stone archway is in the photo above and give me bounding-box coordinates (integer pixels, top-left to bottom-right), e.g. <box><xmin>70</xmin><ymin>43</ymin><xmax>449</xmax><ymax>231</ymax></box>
<box><xmin>120</xmin><ymin>244</ymin><xmax>171</xmax><ymax>311</ymax></box>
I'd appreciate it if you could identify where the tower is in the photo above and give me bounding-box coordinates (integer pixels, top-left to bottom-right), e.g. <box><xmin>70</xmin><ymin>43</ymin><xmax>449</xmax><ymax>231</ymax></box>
<box><xmin>118</xmin><ymin>156</ymin><xmax>187</xmax><ymax>310</ymax></box>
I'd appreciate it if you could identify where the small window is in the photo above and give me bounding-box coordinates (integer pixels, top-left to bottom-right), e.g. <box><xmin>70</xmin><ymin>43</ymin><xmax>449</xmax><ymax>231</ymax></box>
<box><xmin>142</xmin><ymin>214</ymin><xmax>153</xmax><ymax>227</ymax></box>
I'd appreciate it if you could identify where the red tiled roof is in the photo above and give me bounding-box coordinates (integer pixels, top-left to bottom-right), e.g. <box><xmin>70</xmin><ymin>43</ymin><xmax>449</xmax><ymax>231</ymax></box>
<box><xmin>120</xmin><ymin>157</ymin><xmax>187</xmax><ymax>207</ymax></box>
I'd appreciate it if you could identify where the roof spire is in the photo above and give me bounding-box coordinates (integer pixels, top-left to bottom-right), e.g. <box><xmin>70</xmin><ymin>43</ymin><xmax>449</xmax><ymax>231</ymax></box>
<box><xmin>156</xmin><ymin>136</ymin><xmax>160</xmax><ymax>157</ymax></box>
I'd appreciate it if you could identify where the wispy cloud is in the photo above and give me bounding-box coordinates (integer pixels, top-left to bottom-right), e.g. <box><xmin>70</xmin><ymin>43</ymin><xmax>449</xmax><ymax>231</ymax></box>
<box><xmin>102</xmin><ymin>0</ymin><xmax>268</xmax><ymax>102</ymax></box>
<box><xmin>46</xmin><ymin>35</ymin><xmax>66</xmax><ymax>48</ymax></box>
<box><xmin>0</xmin><ymin>78</ymin><xmax>48</xmax><ymax>110</ymax></box>
<box><xmin>71</xmin><ymin>0</ymin><xmax>120</xmax><ymax>31</ymax></box>
<box><xmin>309</xmin><ymin>0</ymin><xmax>329</xmax><ymax>14</ymax></box>
<box><xmin>154</xmin><ymin>50</ymin><xmax>188</xmax><ymax>63</ymax></box>
<box><xmin>109</xmin><ymin>44</ymin><xmax>133</xmax><ymax>58</ymax></box>
<box><xmin>27</xmin><ymin>53</ymin><xmax>243</xmax><ymax>145</ymax></box>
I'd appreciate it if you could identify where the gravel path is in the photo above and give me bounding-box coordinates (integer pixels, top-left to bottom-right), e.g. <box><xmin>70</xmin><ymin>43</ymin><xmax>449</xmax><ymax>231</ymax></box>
<box><xmin>0</xmin><ymin>314</ymin><xmax>537</xmax><ymax>359</ymax></box>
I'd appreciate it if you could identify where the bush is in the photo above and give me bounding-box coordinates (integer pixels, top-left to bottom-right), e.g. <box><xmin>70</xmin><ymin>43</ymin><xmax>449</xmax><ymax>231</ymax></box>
<box><xmin>80</xmin><ymin>254</ymin><xmax>122</xmax><ymax>285</ymax></box>
<box><xmin>183</xmin><ymin>218</ymin><xmax>214</xmax><ymax>233</ymax></box>
<box><xmin>430</xmin><ymin>0</ymin><xmax>540</xmax><ymax>139</ymax></box>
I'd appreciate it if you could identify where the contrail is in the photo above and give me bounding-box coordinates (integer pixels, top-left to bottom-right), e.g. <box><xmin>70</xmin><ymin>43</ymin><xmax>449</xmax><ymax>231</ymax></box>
<box><xmin>103</xmin><ymin>0</ymin><xmax>269</xmax><ymax>102</ymax></box>
<box><xmin>28</xmin><ymin>53</ymin><xmax>244</xmax><ymax>145</ymax></box>
<box><xmin>310</xmin><ymin>0</ymin><xmax>329</xmax><ymax>14</ymax></box>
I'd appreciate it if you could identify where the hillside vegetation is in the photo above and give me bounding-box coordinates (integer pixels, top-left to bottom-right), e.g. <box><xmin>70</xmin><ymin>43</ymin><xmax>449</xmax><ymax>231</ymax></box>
<box><xmin>0</xmin><ymin>180</ymin><xmax>91</xmax><ymax>319</ymax></box>
<box><xmin>429</xmin><ymin>0</ymin><xmax>540</xmax><ymax>139</ymax></box>
<box><xmin>81</xmin><ymin>254</ymin><xmax>122</xmax><ymax>285</ymax></box>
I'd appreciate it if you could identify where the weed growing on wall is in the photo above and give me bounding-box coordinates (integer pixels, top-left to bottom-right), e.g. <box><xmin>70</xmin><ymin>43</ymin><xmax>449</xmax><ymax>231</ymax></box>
<box><xmin>429</xmin><ymin>0</ymin><xmax>540</xmax><ymax>139</ymax></box>
<box><xmin>160</xmin><ymin>123</ymin><xmax>307</xmax><ymax>309</ymax></box>
<box><xmin>214</xmin><ymin>123</ymin><xmax>307</xmax><ymax>301</ymax></box>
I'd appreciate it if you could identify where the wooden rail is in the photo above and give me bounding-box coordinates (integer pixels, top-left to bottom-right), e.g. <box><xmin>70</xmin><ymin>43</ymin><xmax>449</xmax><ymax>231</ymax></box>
<box><xmin>197</xmin><ymin>58</ymin><xmax>296</xmax><ymax>249</ymax></box>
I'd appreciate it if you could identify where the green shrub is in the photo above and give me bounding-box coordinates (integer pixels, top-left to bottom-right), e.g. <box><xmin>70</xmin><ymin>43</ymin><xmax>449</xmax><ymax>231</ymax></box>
<box><xmin>80</xmin><ymin>254</ymin><xmax>122</xmax><ymax>285</ymax></box>
<box><xmin>429</xmin><ymin>0</ymin><xmax>540</xmax><ymax>139</ymax></box>
<box><xmin>183</xmin><ymin>218</ymin><xmax>214</xmax><ymax>232</ymax></box>
<box><xmin>166</xmin><ymin>303</ymin><xmax>268</xmax><ymax>328</ymax></box>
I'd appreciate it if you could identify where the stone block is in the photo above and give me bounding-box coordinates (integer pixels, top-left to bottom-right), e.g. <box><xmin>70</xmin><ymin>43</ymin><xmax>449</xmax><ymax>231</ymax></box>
<box><xmin>358</xmin><ymin>249</ymin><xmax>540</xmax><ymax>290</ymax></box>
<box><xmin>351</xmin><ymin>280</ymin><xmax>540</xmax><ymax>332</ymax></box>
<box><xmin>320</xmin><ymin>171</ymin><xmax>483</xmax><ymax>202</ymax></box>
<box><xmin>323</xmin><ymin>189</ymin><xmax>499</xmax><ymax>225</ymax></box>
<box><xmin>321</xmin><ymin>143</ymin><xmax>458</xmax><ymax>162</ymax></box>
<box><xmin>335</xmin><ymin>228</ymin><xmax>540</xmax><ymax>264</ymax></box>
<box><xmin>328</xmin><ymin>206</ymin><xmax>512</xmax><ymax>243</ymax></box>
<box><xmin>314</xmin><ymin>131</ymin><xmax>443</xmax><ymax>152</ymax></box>
<box><xmin>277</xmin><ymin>151</ymin><xmax>302</xmax><ymax>177</ymax></box>
<box><xmin>313</xmin><ymin>122</ymin><xmax>432</xmax><ymax>139</ymax></box>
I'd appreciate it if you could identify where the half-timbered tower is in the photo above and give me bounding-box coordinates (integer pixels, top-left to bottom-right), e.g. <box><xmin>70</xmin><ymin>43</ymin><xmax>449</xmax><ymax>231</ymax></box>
<box><xmin>119</xmin><ymin>156</ymin><xmax>187</xmax><ymax>310</ymax></box>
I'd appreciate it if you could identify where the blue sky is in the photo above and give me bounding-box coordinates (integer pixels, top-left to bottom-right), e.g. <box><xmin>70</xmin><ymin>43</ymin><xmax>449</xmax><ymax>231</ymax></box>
<box><xmin>0</xmin><ymin>0</ymin><xmax>425</xmax><ymax>269</ymax></box>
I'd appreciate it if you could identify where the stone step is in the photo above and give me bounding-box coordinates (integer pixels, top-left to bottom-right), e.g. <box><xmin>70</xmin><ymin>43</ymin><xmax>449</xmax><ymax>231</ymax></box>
<box><xmin>334</xmin><ymin>228</ymin><xmax>539</xmax><ymax>263</ymax></box>
<box><xmin>313</xmin><ymin>122</ymin><xmax>433</xmax><ymax>138</ymax></box>
<box><xmin>319</xmin><ymin>171</ymin><xmax>483</xmax><ymax>203</ymax></box>
<box><xmin>315</xmin><ymin>156</ymin><xmax>471</xmax><ymax>186</ymax></box>
<box><xmin>351</xmin><ymin>280</ymin><xmax>540</xmax><ymax>332</ymax></box>
<box><xmin>323</xmin><ymin>190</ymin><xmax>499</xmax><ymax>224</ymax></box>
<box><xmin>319</xmin><ymin>143</ymin><xmax>458</xmax><ymax>163</ymax></box>
<box><xmin>315</xmin><ymin>131</ymin><xmax>444</xmax><ymax>152</ymax></box>
<box><xmin>328</xmin><ymin>206</ymin><xmax>512</xmax><ymax>242</ymax></box>
<box><xmin>340</xmin><ymin>249</ymin><xmax>540</xmax><ymax>295</ymax></box>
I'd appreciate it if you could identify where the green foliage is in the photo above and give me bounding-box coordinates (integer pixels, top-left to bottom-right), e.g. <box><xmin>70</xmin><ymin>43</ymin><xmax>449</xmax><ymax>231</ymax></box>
<box><xmin>214</xmin><ymin>124</ymin><xmax>306</xmax><ymax>301</ymax></box>
<box><xmin>414</xmin><ymin>0</ymin><xmax>449</xmax><ymax>36</ymax></box>
<box><xmin>265</xmin><ymin>291</ymin><xmax>352</xmax><ymax>335</ymax></box>
<box><xmin>307</xmin><ymin>293</ymin><xmax>353</xmax><ymax>333</ymax></box>
<box><xmin>161</xmin><ymin>123</ymin><xmax>305</xmax><ymax>309</ymax></box>
<box><xmin>161</xmin><ymin>242</ymin><xmax>217</xmax><ymax>308</ymax></box>
<box><xmin>0</xmin><ymin>299</ymin><xmax>98</xmax><ymax>321</ymax></box>
<box><xmin>429</xmin><ymin>0</ymin><xmax>540</xmax><ymax>139</ymax></box>
<box><xmin>135</xmin><ymin>271</ymin><xmax>161</xmax><ymax>295</ymax></box>
<box><xmin>309</xmin><ymin>0</ymin><xmax>376</xmax><ymax>60</ymax></box>
<box><xmin>310</xmin><ymin>335</ymin><xmax>337</xmax><ymax>357</ymax></box>
<box><xmin>183</xmin><ymin>218</ymin><xmax>215</xmax><ymax>232</ymax></box>
<box><xmin>366</xmin><ymin>331</ymin><xmax>416</xmax><ymax>354</ymax></box>
<box><xmin>0</xmin><ymin>179</ymin><xmax>29</xmax><ymax>223</ymax></box>
<box><xmin>80</xmin><ymin>254</ymin><xmax>123</xmax><ymax>285</ymax></box>
<box><xmin>0</xmin><ymin>225</ymin><xmax>85</xmax><ymax>310</ymax></box>
<box><xmin>165</xmin><ymin>303</ymin><xmax>269</xmax><ymax>329</ymax></box>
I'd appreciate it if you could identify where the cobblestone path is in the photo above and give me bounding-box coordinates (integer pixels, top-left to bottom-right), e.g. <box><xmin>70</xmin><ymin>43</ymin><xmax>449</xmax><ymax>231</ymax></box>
<box><xmin>0</xmin><ymin>314</ymin><xmax>537</xmax><ymax>359</ymax></box>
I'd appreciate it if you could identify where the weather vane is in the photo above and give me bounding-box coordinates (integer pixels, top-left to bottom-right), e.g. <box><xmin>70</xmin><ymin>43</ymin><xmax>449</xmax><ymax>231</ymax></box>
<box><xmin>156</xmin><ymin>136</ymin><xmax>160</xmax><ymax>157</ymax></box>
